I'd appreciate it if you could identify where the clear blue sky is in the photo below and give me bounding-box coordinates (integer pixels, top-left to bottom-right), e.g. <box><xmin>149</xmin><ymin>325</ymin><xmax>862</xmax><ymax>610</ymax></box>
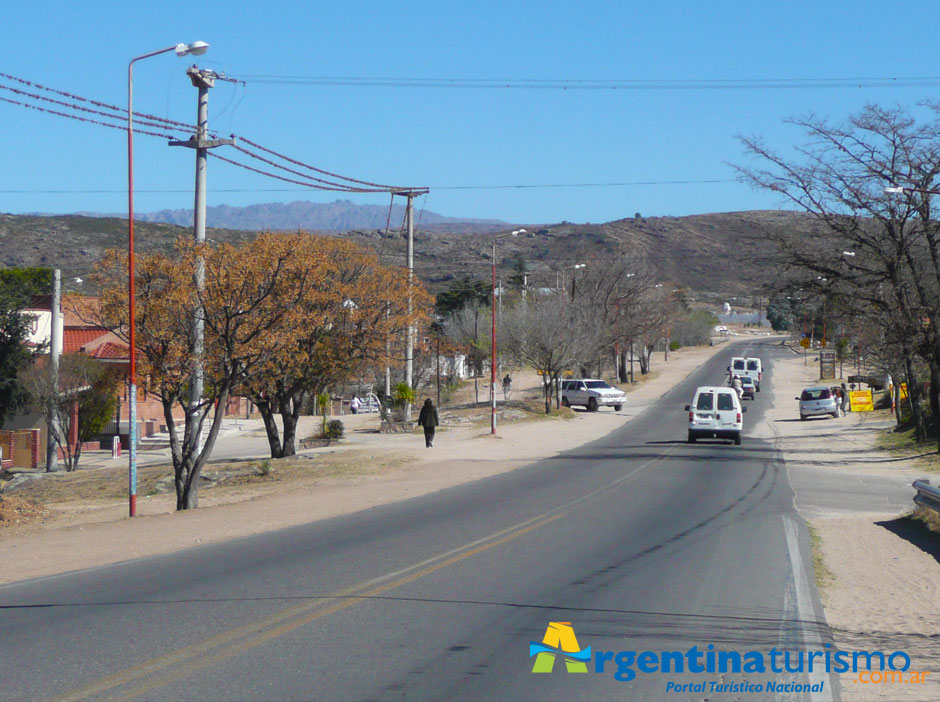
<box><xmin>3</xmin><ymin>0</ymin><xmax>940</xmax><ymax>225</ymax></box>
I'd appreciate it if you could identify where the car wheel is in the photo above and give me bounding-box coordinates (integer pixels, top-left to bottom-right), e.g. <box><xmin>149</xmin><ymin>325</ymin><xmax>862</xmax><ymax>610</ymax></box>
<box><xmin>757</xmin><ymin>386</ymin><xmax>761</xmax><ymax>393</ymax></box>
<box><xmin>587</xmin><ymin>397</ymin><xmax>598</xmax><ymax>412</ymax></box>
<box><xmin>614</xmin><ymin>404</ymin><xmax>623</xmax><ymax>412</ymax></box>
<box><xmin>733</xmin><ymin>433</ymin><xmax>742</xmax><ymax>445</ymax></box>
<box><xmin>561</xmin><ymin>397</ymin><xmax>570</xmax><ymax>407</ymax></box>
<box><xmin>800</xmin><ymin>414</ymin><xmax>807</xmax><ymax>421</ymax></box>
<box><xmin>831</xmin><ymin>412</ymin><xmax>839</xmax><ymax>419</ymax></box>
<box><xmin>687</xmin><ymin>431</ymin><xmax>697</xmax><ymax>444</ymax></box>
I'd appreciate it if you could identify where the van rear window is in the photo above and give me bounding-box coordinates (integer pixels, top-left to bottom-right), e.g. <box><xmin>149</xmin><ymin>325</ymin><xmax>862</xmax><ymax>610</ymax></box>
<box><xmin>733</xmin><ymin>360</ymin><xmax>745</xmax><ymax>370</ymax></box>
<box><xmin>747</xmin><ymin>360</ymin><xmax>759</xmax><ymax>370</ymax></box>
<box><xmin>717</xmin><ymin>393</ymin><xmax>736</xmax><ymax>410</ymax></box>
<box><xmin>695</xmin><ymin>393</ymin><xmax>714</xmax><ymax>410</ymax></box>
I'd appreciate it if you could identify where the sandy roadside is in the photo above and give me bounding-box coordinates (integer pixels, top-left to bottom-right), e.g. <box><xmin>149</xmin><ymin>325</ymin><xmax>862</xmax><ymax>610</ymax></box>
<box><xmin>0</xmin><ymin>338</ymin><xmax>741</xmax><ymax>585</ymax></box>
<box><xmin>765</xmin><ymin>350</ymin><xmax>940</xmax><ymax>701</ymax></box>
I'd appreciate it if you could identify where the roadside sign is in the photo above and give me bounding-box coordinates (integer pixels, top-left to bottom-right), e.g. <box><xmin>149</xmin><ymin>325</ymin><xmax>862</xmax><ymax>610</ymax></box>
<box><xmin>820</xmin><ymin>337</ymin><xmax>827</xmax><ymax>348</ymax></box>
<box><xmin>849</xmin><ymin>390</ymin><xmax>874</xmax><ymax>412</ymax></box>
<box><xmin>799</xmin><ymin>337</ymin><xmax>810</xmax><ymax>349</ymax></box>
<box><xmin>899</xmin><ymin>382</ymin><xmax>908</xmax><ymax>400</ymax></box>
<box><xmin>819</xmin><ymin>350</ymin><xmax>836</xmax><ymax>380</ymax></box>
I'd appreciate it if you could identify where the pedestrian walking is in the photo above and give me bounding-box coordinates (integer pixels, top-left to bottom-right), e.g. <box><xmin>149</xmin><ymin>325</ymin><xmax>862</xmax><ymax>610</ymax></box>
<box><xmin>417</xmin><ymin>398</ymin><xmax>439</xmax><ymax>448</ymax></box>
<box><xmin>502</xmin><ymin>373</ymin><xmax>512</xmax><ymax>401</ymax></box>
<box><xmin>840</xmin><ymin>382</ymin><xmax>850</xmax><ymax>415</ymax></box>
<box><xmin>350</xmin><ymin>395</ymin><xmax>361</xmax><ymax>414</ymax></box>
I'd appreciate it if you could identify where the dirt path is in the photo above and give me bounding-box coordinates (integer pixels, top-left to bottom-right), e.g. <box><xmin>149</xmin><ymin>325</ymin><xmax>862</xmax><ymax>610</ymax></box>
<box><xmin>0</xmin><ymin>339</ymin><xmax>736</xmax><ymax>585</ymax></box>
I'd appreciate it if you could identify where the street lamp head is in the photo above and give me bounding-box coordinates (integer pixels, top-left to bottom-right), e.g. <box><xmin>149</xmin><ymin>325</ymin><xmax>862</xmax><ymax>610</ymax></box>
<box><xmin>842</xmin><ymin>250</ymin><xmax>856</xmax><ymax>257</ymax></box>
<box><xmin>884</xmin><ymin>186</ymin><xmax>905</xmax><ymax>195</ymax></box>
<box><xmin>176</xmin><ymin>41</ymin><xmax>209</xmax><ymax>57</ymax></box>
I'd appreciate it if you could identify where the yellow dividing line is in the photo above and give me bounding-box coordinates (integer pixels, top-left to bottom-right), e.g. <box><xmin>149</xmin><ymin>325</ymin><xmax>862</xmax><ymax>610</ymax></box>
<box><xmin>56</xmin><ymin>443</ymin><xmax>674</xmax><ymax>702</ymax></box>
<box><xmin>53</xmin><ymin>512</ymin><xmax>566</xmax><ymax>702</ymax></box>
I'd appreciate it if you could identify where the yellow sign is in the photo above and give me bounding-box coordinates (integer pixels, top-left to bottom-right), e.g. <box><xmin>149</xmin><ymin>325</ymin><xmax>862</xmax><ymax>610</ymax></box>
<box><xmin>820</xmin><ymin>337</ymin><xmax>827</xmax><ymax>348</ymax></box>
<box><xmin>849</xmin><ymin>390</ymin><xmax>873</xmax><ymax>412</ymax></box>
<box><xmin>800</xmin><ymin>337</ymin><xmax>810</xmax><ymax>349</ymax></box>
<box><xmin>899</xmin><ymin>383</ymin><xmax>908</xmax><ymax>401</ymax></box>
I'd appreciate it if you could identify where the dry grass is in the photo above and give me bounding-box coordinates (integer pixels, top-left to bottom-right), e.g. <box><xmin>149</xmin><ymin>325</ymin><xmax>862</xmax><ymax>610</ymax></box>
<box><xmin>0</xmin><ymin>494</ymin><xmax>49</xmax><ymax>528</ymax></box>
<box><xmin>1</xmin><ymin>449</ymin><xmax>408</xmax><ymax>511</ymax></box>
<box><xmin>912</xmin><ymin>506</ymin><xmax>940</xmax><ymax>535</ymax></box>
<box><xmin>808</xmin><ymin>523</ymin><xmax>835</xmax><ymax>592</ymax></box>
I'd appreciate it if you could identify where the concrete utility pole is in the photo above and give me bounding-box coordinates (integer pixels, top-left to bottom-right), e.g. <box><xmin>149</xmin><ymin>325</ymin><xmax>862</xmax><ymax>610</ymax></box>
<box><xmin>405</xmin><ymin>193</ymin><xmax>414</xmax><ymax>419</ymax></box>
<box><xmin>391</xmin><ymin>188</ymin><xmax>427</xmax><ymax>418</ymax></box>
<box><xmin>170</xmin><ymin>67</ymin><xmax>233</xmax><ymax>447</ymax></box>
<box><xmin>45</xmin><ymin>269</ymin><xmax>60</xmax><ymax>472</ymax></box>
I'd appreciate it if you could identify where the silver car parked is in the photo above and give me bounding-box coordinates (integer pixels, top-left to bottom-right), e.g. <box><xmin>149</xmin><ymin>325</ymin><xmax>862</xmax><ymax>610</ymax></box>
<box><xmin>797</xmin><ymin>386</ymin><xmax>839</xmax><ymax>420</ymax></box>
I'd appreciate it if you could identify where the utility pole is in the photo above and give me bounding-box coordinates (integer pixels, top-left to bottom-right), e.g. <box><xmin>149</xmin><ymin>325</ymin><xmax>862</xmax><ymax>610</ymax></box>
<box><xmin>170</xmin><ymin>67</ymin><xmax>233</xmax><ymax>450</ymax></box>
<box><xmin>45</xmin><ymin>269</ymin><xmax>60</xmax><ymax>472</ymax></box>
<box><xmin>392</xmin><ymin>189</ymin><xmax>428</xmax><ymax>419</ymax></box>
<box><xmin>402</xmin><ymin>193</ymin><xmax>414</xmax><ymax>420</ymax></box>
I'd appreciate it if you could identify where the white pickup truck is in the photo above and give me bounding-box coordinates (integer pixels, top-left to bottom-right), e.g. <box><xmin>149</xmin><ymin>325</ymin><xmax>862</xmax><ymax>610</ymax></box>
<box><xmin>560</xmin><ymin>379</ymin><xmax>626</xmax><ymax>412</ymax></box>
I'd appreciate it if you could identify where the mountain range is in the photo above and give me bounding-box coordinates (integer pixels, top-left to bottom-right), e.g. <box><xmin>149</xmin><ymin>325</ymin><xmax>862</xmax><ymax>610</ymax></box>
<box><xmin>87</xmin><ymin>199</ymin><xmax>511</xmax><ymax>234</ymax></box>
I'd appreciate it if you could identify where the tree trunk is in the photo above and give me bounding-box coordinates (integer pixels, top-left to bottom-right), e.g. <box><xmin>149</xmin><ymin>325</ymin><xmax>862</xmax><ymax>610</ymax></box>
<box><xmin>174</xmin><ymin>387</ymin><xmax>231</xmax><ymax>510</ymax></box>
<box><xmin>257</xmin><ymin>399</ymin><xmax>285</xmax><ymax>458</ymax></box>
<box><xmin>904</xmin><ymin>353</ymin><xmax>927</xmax><ymax>442</ymax></box>
<box><xmin>543</xmin><ymin>377</ymin><xmax>552</xmax><ymax>414</ymax></box>
<box><xmin>279</xmin><ymin>393</ymin><xmax>302</xmax><ymax>458</ymax></box>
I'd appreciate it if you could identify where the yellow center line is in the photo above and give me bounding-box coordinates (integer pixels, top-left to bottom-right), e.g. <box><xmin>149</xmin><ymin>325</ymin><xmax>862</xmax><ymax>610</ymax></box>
<box><xmin>53</xmin><ymin>512</ymin><xmax>566</xmax><ymax>702</ymax></box>
<box><xmin>55</xmin><ymin>441</ymin><xmax>673</xmax><ymax>702</ymax></box>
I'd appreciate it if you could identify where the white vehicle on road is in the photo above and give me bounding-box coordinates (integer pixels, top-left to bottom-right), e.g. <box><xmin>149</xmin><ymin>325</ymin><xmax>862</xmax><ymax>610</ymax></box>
<box><xmin>685</xmin><ymin>385</ymin><xmax>746</xmax><ymax>445</ymax></box>
<box><xmin>561</xmin><ymin>379</ymin><xmax>626</xmax><ymax>412</ymax></box>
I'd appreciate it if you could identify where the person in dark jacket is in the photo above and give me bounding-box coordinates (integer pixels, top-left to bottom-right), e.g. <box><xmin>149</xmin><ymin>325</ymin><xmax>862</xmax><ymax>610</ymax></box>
<box><xmin>418</xmin><ymin>398</ymin><xmax>439</xmax><ymax>448</ymax></box>
<box><xmin>840</xmin><ymin>382</ymin><xmax>850</xmax><ymax>415</ymax></box>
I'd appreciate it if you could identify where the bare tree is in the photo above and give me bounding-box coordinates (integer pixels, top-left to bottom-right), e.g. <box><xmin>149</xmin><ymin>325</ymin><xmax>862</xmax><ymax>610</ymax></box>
<box><xmin>736</xmin><ymin>104</ymin><xmax>940</xmax><ymax>446</ymax></box>
<box><xmin>501</xmin><ymin>293</ymin><xmax>579</xmax><ymax>413</ymax></box>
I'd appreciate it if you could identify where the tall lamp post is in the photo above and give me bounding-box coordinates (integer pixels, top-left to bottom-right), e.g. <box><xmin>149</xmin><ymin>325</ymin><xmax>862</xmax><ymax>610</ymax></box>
<box><xmin>127</xmin><ymin>40</ymin><xmax>208</xmax><ymax>517</ymax></box>
<box><xmin>491</xmin><ymin>229</ymin><xmax>526</xmax><ymax>434</ymax></box>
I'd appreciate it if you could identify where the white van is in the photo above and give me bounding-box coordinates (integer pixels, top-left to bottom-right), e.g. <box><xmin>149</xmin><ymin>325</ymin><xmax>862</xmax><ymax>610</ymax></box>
<box><xmin>744</xmin><ymin>358</ymin><xmax>762</xmax><ymax>391</ymax></box>
<box><xmin>685</xmin><ymin>385</ymin><xmax>746</xmax><ymax>445</ymax></box>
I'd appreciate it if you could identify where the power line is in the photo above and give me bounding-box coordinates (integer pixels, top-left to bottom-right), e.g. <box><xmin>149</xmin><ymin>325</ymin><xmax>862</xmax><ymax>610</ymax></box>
<box><xmin>230</xmin><ymin>74</ymin><xmax>940</xmax><ymax>91</ymax></box>
<box><xmin>0</xmin><ymin>178</ymin><xmax>737</xmax><ymax>195</ymax></box>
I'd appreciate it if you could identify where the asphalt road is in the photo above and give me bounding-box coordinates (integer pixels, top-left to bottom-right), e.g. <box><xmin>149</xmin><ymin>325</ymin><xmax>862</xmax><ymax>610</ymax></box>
<box><xmin>0</xmin><ymin>340</ymin><xmax>838</xmax><ymax>701</ymax></box>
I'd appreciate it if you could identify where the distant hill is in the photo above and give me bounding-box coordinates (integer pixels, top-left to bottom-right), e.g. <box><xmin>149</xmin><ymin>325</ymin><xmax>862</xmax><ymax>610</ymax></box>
<box><xmin>0</xmin><ymin>209</ymin><xmax>815</xmax><ymax>296</ymax></box>
<box><xmin>86</xmin><ymin>199</ymin><xmax>512</xmax><ymax>234</ymax></box>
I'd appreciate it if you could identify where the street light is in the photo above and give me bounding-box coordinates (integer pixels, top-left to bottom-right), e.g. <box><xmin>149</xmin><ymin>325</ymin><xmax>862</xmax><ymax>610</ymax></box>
<box><xmin>127</xmin><ymin>40</ymin><xmax>208</xmax><ymax>518</ymax></box>
<box><xmin>491</xmin><ymin>228</ymin><xmax>525</xmax><ymax>435</ymax></box>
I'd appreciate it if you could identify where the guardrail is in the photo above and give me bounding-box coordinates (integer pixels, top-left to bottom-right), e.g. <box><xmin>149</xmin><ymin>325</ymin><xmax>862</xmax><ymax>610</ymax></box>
<box><xmin>913</xmin><ymin>479</ymin><xmax>940</xmax><ymax>516</ymax></box>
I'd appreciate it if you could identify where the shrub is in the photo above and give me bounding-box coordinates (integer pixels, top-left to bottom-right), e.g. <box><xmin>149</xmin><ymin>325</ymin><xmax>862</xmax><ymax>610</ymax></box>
<box><xmin>324</xmin><ymin>419</ymin><xmax>344</xmax><ymax>440</ymax></box>
<box><xmin>392</xmin><ymin>382</ymin><xmax>415</xmax><ymax>408</ymax></box>
<box><xmin>669</xmin><ymin>340</ymin><xmax>681</xmax><ymax>351</ymax></box>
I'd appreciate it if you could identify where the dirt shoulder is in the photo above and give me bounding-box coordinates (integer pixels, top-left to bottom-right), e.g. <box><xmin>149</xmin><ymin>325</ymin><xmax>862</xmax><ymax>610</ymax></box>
<box><xmin>766</xmin><ymin>351</ymin><xmax>940</xmax><ymax>701</ymax></box>
<box><xmin>0</xmin><ymin>339</ymin><xmax>737</xmax><ymax>585</ymax></box>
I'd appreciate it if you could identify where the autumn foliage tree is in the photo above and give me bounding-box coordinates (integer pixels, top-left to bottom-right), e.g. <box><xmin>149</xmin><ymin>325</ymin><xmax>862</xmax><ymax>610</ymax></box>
<box><xmin>243</xmin><ymin>236</ymin><xmax>427</xmax><ymax>458</ymax></box>
<box><xmin>93</xmin><ymin>234</ymin><xmax>316</xmax><ymax>509</ymax></box>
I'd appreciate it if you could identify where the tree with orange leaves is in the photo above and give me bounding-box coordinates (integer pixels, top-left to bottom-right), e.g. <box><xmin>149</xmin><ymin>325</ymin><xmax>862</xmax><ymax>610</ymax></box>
<box><xmin>244</xmin><ymin>236</ymin><xmax>429</xmax><ymax>457</ymax></box>
<box><xmin>93</xmin><ymin>233</ymin><xmax>315</xmax><ymax>509</ymax></box>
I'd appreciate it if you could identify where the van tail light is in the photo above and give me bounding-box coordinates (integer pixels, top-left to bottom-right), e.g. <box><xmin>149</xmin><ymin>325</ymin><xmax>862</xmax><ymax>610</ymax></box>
<box><xmin>689</xmin><ymin>411</ymin><xmax>694</xmax><ymax>422</ymax></box>
<box><xmin>759</xmin><ymin>372</ymin><xmax>762</xmax><ymax>380</ymax></box>
<box><xmin>736</xmin><ymin>413</ymin><xmax>742</xmax><ymax>423</ymax></box>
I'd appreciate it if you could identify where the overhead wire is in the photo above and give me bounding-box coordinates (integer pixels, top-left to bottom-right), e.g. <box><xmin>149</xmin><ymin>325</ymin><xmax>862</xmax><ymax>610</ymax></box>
<box><xmin>228</xmin><ymin>74</ymin><xmax>940</xmax><ymax>91</ymax></box>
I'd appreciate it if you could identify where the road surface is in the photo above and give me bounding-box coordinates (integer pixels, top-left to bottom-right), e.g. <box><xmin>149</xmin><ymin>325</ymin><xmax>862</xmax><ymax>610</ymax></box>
<box><xmin>0</xmin><ymin>340</ymin><xmax>837</xmax><ymax>701</ymax></box>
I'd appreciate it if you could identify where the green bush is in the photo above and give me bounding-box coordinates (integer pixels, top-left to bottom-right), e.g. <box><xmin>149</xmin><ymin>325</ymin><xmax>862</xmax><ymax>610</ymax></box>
<box><xmin>669</xmin><ymin>340</ymin><xmax>681</xmax><ymax>351</ymax></box>
<box><xmin>324</xmin><ymin>419</ymin><xmax>345</xmax><ymax>440</ymax></box>
<box><xmin>392</xmin><ymin>382</ymin><xmax>415</xmax><ymax>408</ymax></box>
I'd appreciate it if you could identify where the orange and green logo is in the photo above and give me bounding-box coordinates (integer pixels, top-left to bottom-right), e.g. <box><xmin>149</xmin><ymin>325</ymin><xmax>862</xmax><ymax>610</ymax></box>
<box><xmin>529</xmin><ymin>622</ymin><xmax>592</xmax><ymax>673</ymax></box>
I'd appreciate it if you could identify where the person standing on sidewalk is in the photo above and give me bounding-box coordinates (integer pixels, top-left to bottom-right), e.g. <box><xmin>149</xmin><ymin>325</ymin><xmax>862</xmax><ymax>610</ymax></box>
<box><xmin>840</xmin><ymin>382</ymin><xmax>850</xmax><ymax>415</ymax></box>
<box><xmin>502</xmin><ymin>374</ymin><xmax>513</xmax><ymax>401</ymax></box>
<box><xmin>418</xmin><ymin>398</ymin><xmax>439</xmax><ymax>448</ymax></box>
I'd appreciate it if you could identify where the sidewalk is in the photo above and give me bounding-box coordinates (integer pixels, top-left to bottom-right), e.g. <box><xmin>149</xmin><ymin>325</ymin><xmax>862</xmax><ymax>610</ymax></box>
<box><xmin>764</xmin><ymin>352</ymin><xmax>940</xmax><ymax>701</ymax></box>
<box><xmin>0</xmin><ymin>338</ymin><xmax>738</xmax><ymax>584</ymax></box>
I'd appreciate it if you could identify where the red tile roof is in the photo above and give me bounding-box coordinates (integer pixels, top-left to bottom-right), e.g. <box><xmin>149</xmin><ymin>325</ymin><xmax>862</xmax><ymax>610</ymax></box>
<box><xmin>63</xmin><ymin>327</ymin><xmax>110</xmax><ymax>354</ymax></box>
<box><xmin>90</xmin><ymin>341</ymin><xmax>128</xmax><ymax>360</ymax></box>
